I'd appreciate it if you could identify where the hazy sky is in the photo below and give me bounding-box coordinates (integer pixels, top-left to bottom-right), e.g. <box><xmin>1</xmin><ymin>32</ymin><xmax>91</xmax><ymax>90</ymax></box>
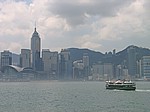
<box><xmin>0</xmin><ymin>0</ymin><xmax>150</xmax><ymax>54</ymax></box>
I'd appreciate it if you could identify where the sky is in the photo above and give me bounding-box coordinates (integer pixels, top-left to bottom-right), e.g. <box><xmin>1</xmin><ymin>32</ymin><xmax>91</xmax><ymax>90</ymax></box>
<box><xmin>0</xmin><ymin>0</ymin><xmax>150</xmax><ymax>54</ymax></box>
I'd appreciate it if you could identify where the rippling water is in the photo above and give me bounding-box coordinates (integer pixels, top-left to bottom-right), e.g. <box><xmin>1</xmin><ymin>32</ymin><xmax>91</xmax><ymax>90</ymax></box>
<box><xmin>0</xmin><ymin>81</ymin><xmax>150</xmax><ymax>112</ymax></box>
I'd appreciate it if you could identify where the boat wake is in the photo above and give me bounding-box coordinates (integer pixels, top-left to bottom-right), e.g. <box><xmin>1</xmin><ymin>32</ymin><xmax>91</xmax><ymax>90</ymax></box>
<box><xmin>136</xmin><ymin>89</ymin><xmax>150</xmax><ymax>92</ymax></box>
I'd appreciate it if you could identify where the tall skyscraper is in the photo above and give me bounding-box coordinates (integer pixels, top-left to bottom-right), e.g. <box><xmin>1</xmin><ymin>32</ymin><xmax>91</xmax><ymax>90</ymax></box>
<box><xmin>103</xmin><ymin>63</ymin><xmax>114</xmax><ymax>80</ymax></box>
<box><xmin>142</xmin><ymin>56</ymin><xmax>150</xmax><ymax>80</ymax></box>
<box><xmin>1</xmin><ymin>50</ymin><xmax>12</xmax><ymax>68</ymax></box>
<box><xmin>73</xmin><ymin>60</ymin><xmax>84</xmax><ymax>79</ymax></box>
<box><xmin>92</xmin><ymin>62</ymin><xmax>103</xmax><ymax>80</ymax></box>
<box><xmin>20</xmin><ymin>49</ymin><xmax>31</xmax><ymax>68</ymax></box>
<box><xmin>83</xmin><ymin>54</ymin><xmax>90</xmax><ymax>79</ymax></box>
<box><xmin>31</xmin><ymin>27</ymin><xmax>41</xmax><ymax>71</ymax></box>
<box><xmin>59</xmin><ymin>49</ymin><xmax>72</xmax><ymax>79</ymax></box>
<box><xmin>127</xmin><ymin>46</ymin><xmax>137</xmax><ymax>77</ymax></box>
<box><xmin>83</xmin><ymin>55</ymin><xmax>89</xmax><ymax>67</ymax></box>
<box><xmin>42</xmin><ymin>49</ymin><xmax>58</xmax><ymax>79</ymax></box>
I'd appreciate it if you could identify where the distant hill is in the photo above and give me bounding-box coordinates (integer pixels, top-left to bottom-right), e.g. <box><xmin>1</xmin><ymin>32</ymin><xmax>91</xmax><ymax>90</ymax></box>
<box><xmin>102</xmin><ymin>45</ymin><xmax>150</xmax><ymax>65</ymax></box>
<box><xmin>1</xmin><ymin>45</ymin><xmax>150</xmax><ymax>68</ymax></box>
<box><xmin>67</xmin><ymin>48</ymin><xmax>104</xmax><ymax>66</ymax></box>
<box><xmin>67</xmin><ymin>45</ymin><xmax>150</xmax><ymax>66</ymax></box>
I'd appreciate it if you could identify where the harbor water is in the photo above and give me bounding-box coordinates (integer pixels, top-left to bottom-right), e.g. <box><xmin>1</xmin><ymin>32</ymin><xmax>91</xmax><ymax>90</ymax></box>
<box><xmin>0</xmin><ymin>81</ymin><xmax>150</xmax><ymax>112</ymax></box>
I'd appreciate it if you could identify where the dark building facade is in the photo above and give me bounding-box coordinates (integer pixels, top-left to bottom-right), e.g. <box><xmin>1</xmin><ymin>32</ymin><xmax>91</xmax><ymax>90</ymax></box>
<box><xmin>127</xmin><ymin>46</ymin><xmax>137</xmax><ymax>77</ymax></box>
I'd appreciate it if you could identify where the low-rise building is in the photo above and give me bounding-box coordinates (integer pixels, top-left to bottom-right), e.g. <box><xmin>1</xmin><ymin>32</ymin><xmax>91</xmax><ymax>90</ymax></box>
<box><xmin>0</xmin><ymin>65</ymin><xmax>36</xmax><ymax>81</ymax></box>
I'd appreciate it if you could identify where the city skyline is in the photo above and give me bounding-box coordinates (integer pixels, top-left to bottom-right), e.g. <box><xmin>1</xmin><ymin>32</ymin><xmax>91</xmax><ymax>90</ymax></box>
<box><xmin>0</xmin><ymin>0</ymin><xmax>150</xmax><ymax>54</ymax></box>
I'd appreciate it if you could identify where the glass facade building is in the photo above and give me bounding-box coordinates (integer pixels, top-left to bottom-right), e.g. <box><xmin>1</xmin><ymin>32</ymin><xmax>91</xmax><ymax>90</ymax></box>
<box><xmin>142</xmin><ymin>56</ymin><xmax>150</xmax><ymax>79</ymax></box>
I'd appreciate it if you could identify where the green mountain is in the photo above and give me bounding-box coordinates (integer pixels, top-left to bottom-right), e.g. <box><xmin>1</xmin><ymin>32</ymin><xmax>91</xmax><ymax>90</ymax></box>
<box><xmin>67</xmin><ymin>48</ymin><xmax>104</xmax><ymax>65</ymax></box>
<box><xmin>67</xmin><ymin>45</ymin><xmax>150</xmax><ymax>66</ymax></box>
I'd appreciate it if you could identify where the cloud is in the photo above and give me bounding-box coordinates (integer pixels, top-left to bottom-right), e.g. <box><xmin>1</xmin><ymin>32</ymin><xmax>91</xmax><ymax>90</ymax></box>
<box><xmin>48</xmin><ymin>0</ymin><xmax>133</xmax><ymax>26</ymax></box>
<box><xmin>0</xmin><ymin>1</ymin><xmax>32</xmax><ymax>52</ymax></box>
<box><xmin>0</xmin><ymin>41</ymin><xmax>22</xmax><ymax>53</ymax></box>
<box><xmin>76</xmin><ymin>34</ymin><xmax>102</xmax><ymax>50</ymax></box>
<box><xmin>97</xmin><ymin>0</ymin><xmax>150</xmax><ymax>40</ymax></box>
<box><xmin>0</xmin><ymin>0</ymin><xmax>150</xmax><ymax>54</ymax></box>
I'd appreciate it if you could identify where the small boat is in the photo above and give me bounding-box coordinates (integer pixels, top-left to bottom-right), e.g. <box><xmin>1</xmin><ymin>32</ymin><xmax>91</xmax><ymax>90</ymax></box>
<box><xmin>106</xmin><ymin>80</ymin><xmax>136</xmax><ymax>91</ymax></box>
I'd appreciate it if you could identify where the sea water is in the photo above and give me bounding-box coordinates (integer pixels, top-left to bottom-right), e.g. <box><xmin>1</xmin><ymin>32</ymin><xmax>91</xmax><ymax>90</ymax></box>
<box><xmin>0</xmin><ymin>81</ymin><xmax>150</xmax><ymax>112</ymax></box>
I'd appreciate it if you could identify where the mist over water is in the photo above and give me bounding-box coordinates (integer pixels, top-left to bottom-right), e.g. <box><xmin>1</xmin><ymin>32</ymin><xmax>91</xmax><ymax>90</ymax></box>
<box><xmin>0</xmin><ymin>81</ymin><xmax>150</xmax><ymax>112</ymax></box>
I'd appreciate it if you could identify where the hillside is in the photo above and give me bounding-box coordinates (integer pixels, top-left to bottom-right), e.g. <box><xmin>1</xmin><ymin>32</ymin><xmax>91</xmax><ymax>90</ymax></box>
<box><xmin>102</xmin><ymin>45</ymin><xmax>150</xmax><ymax>65</ymax></box>
<box><xmin>67</xmin><ymin>48</ymin><xmax>104</xmax><ymax>65</ymax></box>
<box><xmin>67</xmin><ymin>45</ymin><xmax>150</xmax><ymax>66</ymax></box>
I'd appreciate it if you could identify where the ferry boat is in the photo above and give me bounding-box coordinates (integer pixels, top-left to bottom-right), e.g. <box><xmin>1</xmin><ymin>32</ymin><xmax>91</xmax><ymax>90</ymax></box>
<box><xmin>106</xmin><ymin>80</ymin><xmax>136</xmax><ymax>91</ymax></box>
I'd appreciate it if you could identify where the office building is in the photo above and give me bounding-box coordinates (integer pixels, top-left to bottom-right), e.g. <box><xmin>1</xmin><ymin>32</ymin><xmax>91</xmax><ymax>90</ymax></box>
<box><xmin>73</xmin><ymin>60</ymin><xmax>84</xmax><ymax>79</ymax></box>
<box><xmin>1</xmin><ymin>50</ymin><xmax>12</xmax><ymax>68</ymax></box>
<box><xmin>42</xmin><ymin>49</ymin><xmax>58</xmax><ymax>79</ymax></box>
<box><xmin>20</xmin><ymin>49</ymin><xmax>31</xmax><ymax>68</ymax></box>
<box><xmin>83</xmin><ymin>54</ymin><xmax>89</xmax><ymax>67</ymax></box>
<box><xmin>127</xmin><ymin>46</ymin><xmax>137</xmax><ymax>77</ymax></box>
<box><xmin>92</xmin><ymin>62</ymin><xmax>103</xmax><ymax>80</ymax></box>
<box><xmin>83</xmin><ymin>54</ymin><xmax>90</xmax><ymax>79</ymax></box>
<box><xmin>59</xmin><ymin>49</ymin><xmax>72</xmax><ymax>79</ymax></box>
<box><xmin>103</xmin><ymin>63</ymin><xmax>114</xmax><ymax>80</ymax></box>
<box><xmin>31</xmin><ymin>27</ymin><xmax>42</xmax><ymax>71</ymax></box>
<box><xmin>142</xmin><ymin>56</ymin><xmax>150</xmax><ymax>80</ymax></box>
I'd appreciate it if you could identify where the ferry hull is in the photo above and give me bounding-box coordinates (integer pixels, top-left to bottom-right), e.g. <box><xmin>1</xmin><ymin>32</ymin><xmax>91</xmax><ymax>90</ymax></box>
<box><xmin>106</xmin><ymin>84</ymin><xmax>136</xmax><ymax>91</ymax></box>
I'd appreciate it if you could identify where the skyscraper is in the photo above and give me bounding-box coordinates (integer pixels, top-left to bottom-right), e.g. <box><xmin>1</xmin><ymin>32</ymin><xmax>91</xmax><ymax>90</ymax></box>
<box><xmin>83</xmin><ymin>54</ymin><xmax>90</xmax><ymax>79</ymax></box>
<box><xmin>42</xmin><ymin>49</ymin><xmax>58</xmax><ymax>79</ymax></box>
<box><xmin>59</xmin><ymin>49</ymin><xmax>72</xmax><ymax>79</ymax></box>
<box><xmin>127</xmin><ymin>46</ymin><xmax>137</xmax><ymax>77</ymax></box>
<box><xmin>20</xmin><ymin>49</ymin><xmax>31</xmax><ymax>68</ymax></box>
<box><xmin>103</xmin><ymin>63</ymin><xmax>114</xmax><ymax>80</ymax></box>
<box><xmin>31</xmin><ymin>27</ymin><xmax>41</xmax><ymax>71</ymax></box>
<box><xmin>142</xmin><ymin>56</ymin><xmax>150</xmax><ymax>80</ymax></box>
<box><xmin>83</xmin><ymin>55</ymin><xmax>89</xmax><ymax>67</ymax></box>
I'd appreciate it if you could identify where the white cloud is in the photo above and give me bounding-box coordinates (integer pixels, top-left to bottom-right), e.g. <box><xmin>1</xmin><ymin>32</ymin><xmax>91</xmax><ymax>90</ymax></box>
<box><xmin>0</xmin><ymin>41</ymin><xmax>21</xmax><ymax>53</ymax></box>
<box><xmin>0</xmin><ymin>0</ymin><xmax>150</xmax><ymax>54</ymax></box>
<box><xmin>86</xmin><ymin>0</ymin><xmax>149</xmax><ymax>42</ymax></box>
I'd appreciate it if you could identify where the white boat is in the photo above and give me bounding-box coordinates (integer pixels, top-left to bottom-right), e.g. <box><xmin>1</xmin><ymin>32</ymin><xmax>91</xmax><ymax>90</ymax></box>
<box><xmin>106</xmin><ymin>80</ymin><xmax>136</xmax><ymax>91</ymax></box>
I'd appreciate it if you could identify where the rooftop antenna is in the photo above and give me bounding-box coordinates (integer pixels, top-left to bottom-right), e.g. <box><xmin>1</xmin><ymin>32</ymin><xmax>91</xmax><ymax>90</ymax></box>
<box><xmin>35</xmin><ymin>21</ymin><xmax>36</xmax><ymax>31</ymax></box>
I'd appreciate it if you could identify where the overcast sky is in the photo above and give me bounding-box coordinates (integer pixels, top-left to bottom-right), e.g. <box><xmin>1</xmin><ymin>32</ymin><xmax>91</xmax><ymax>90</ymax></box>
<box><xmin>0</xmin><ymin>0</ymin><xmax>150</xmax><ymax>54</ymax></box>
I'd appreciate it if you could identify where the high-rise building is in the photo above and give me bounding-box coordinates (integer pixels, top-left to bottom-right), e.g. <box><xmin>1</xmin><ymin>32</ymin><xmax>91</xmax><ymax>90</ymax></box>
<box><xmin>83</xmin><ymin>54</ymin><xmax>89</xmax><ymax>67</ymax></box>
<box><xmin>127</xmin><ymin>46</ymin><xmax>137</xmax><ymax>77</ymax></box>
<box><xmin>59</xmin><ymin>49</ymin><xmax>72</xmax><ymax>79</ymax></box>
<box><xmin>42</xmin><ymin>49</ymin><xmax>58</xmax><ymax>79</ymax></box>
<box><xmin>73</xmin><ymin>60</ymin><xmax>84</xmax><ymax>79</ymax></box>
<box><xmin>92</xmin><ymin>62</ymin><xmax>103</xmax><ymax>80</ymax></box>
<box><xmin>83</xmin><ymin>54</ymin><xmax>90</xmax><ymax>79</ymax></box>
<box><xmin>20</xmin><ymin>49</ymin><xmax>31</xmax><ymax>68</ymax></box>
<box><xmin>116</xmin><ymin>65</ymin><xmax>123</xmax><ymax>79</ymax></box>
<box><xmin>103</xmin><ymin>63</ymin><xmax>114</xmax><ymax>80</ymax></box>
<box><xmin>1</xmin><ymin>50</ymin><xmax>12</xmax><ymax>68</ymax></box>
<box><xmin>142</xmin><ymin>56</ymin><xmax>150</xmax><ymax>80</ymax></box>
<box><xmin>31</xmin><ymin>27</ymin><xmax>42</xmax><ymax>71</ymax></box>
